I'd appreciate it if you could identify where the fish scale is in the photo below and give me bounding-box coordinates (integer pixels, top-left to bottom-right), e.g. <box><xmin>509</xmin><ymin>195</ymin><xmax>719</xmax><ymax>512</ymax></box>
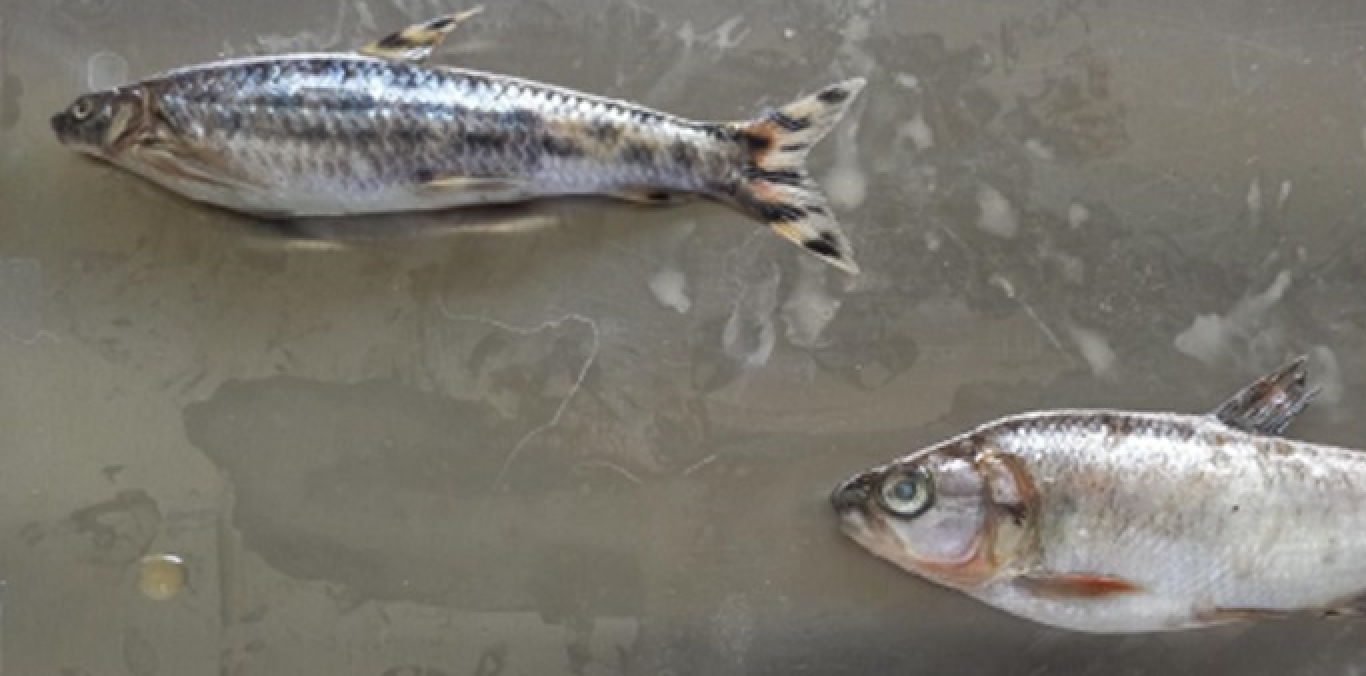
<box><xmin>155</xmin><ymin>57</ymin><xmax>683</xmax><ymax>197</ymax></box>
<box><xmin>50</xmin><ymin>13</ymin><xmax>865</xmax><ymax>272</ymax></box>
<box><xmin>832</xmin><ymin>356</ymin><xmax>1366</xmax><ymax>633</ymax></box>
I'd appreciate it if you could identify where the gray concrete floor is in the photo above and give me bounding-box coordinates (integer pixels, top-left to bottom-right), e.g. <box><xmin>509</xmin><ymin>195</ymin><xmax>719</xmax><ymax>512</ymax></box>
<box><xmin>1</xmin><ymin>0</ymin><xmax>1365</xmax><ymax>673</ymax></box>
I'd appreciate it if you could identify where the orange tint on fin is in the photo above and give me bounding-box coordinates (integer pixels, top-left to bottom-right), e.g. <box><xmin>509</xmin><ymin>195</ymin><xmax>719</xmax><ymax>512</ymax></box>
<box><xmin>728</xmin><ymin>78</ymin><xmax>866</xmax><ymax>274</ymax></box>
<box><xmin>1016</xmin><ymin>573</ymin><xmax>1144</xmax><ymax>599</ymax></box>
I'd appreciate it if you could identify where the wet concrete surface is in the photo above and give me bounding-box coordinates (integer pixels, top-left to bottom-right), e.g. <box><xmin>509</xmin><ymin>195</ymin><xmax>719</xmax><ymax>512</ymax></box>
<box><xmin>1</xmin><ymin>0</ymin><xmax>1365</xmax><ymax>673</ymax></box>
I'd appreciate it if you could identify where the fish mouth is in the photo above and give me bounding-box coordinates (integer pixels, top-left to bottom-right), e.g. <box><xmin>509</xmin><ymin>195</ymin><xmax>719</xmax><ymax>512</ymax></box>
<box><xmin>830</xmin><ymin>473</ymin><xmax>873</xmax><ymax>513</ymax></box>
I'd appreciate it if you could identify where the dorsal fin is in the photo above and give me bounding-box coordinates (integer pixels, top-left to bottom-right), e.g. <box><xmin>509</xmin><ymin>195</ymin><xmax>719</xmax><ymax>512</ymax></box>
<box><xmin>358</xmin><ymin>7</ymin><xmax>483</xmax><ymax>64</ymax></box>
<box><xmin>1210</xmin><ymin>355</ymin><xmax>1319</xmax><ymax>436</ymax></box>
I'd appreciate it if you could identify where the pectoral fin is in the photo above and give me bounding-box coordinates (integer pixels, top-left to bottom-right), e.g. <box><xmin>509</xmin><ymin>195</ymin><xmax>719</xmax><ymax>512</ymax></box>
<box><xmin>132</xmin><ymin>138</ymin><xmax>266</xmax><ymax>194</ymax></box>
<box><xmin>1211</xmin><ymin>355</ymin><xmax>1318</xmax><ymax>436</ymax></box>
<box><xmin>1015</xmin><ymin>573</ymin><xmax>1144</xmax><ymax>599</ymax></box>
<box><xmin>359</xmin><ymin>7</ymin><xmax>483</xmax><ymax>64</ymax></box>
<box><xmin>415</xmin><ymin>172</ymin><xmax>526</xmax><ymax>196</ymax></box>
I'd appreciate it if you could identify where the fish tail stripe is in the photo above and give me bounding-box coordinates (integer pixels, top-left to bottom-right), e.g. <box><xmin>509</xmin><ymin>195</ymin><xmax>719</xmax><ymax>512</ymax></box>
<box><xmin>730</xmin><ymin>77</ymin><xmax>866</xmax><ymax>274</ymax></box>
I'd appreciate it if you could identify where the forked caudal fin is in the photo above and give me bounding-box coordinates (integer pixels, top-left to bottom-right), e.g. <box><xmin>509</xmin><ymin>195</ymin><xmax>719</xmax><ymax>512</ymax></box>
<box><xmin>730</xmin><ymin>78</ymin><xmax>866</xmax><ymax>274</ymax></box>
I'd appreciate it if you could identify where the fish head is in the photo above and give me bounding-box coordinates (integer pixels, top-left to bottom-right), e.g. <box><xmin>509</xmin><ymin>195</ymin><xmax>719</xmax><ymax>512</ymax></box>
<box><xmin>830</xmin><ymin>438</ymin><xmax>1038</xmax><ymax>592</ymax></box>
<box><xmin>50</xmin><ymin>86</ymin><xmax>147</xmax><ymax>157</ymax></box>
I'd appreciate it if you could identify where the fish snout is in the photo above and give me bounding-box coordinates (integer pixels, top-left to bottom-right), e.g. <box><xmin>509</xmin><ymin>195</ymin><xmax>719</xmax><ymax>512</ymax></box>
<box><xmin>830</xmin><ymin>473</ymin><xmax>873</xmax><ymax>512</ymax></box>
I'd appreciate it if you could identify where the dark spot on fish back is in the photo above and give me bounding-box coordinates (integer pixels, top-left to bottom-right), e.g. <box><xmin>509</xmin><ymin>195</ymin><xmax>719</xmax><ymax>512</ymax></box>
<box><xmin>1001</xmin><ymin>502</ymin><xmax>1028</xmax><ymax>527</ymax></box>
<box><xmin>804</xmin><ymin>232</ymin><xmax>842</xmax><ymax>259</ymax></box>
<box><xmin>463</xmin><ymin>131</ymin><xmax>506</xmax><ymax>151</ymax></box>
<box><xmin>587</xmin><ymin>120</ymin><xmax>621</xmax><ymax>143</ymax></box>
<box><xmin>768</xmin><ymin>110</ymin><xmax>811</xmax><ymax>132</ymax></box>
<box><xmin>427</xmin><ymin>16</ymin><xmax>457</xmax><ymax>31</ymax></box>
<box><xmin>504</xmin><ymin>108</ymin><xmax>540</xmax><ymax>129</ymax></box>
<box><xmin>670</xmin><ymin>141</ymin><xmax>698</xmax><ymax>169</ymax></box>
<box><xmin>707</xmin><ymin>179</ymin><xmax>741</xmax><ymax>198</ymax></box>
<box><xmin>743</xmin><ymin>166</ymin><xmax>804</xmax><ymax>186</ymax></box>
<box><xmin>391</xmin><ymin>127</ymin><xmax>437</xmax><ymax>145</ymax></box>
<box><xmin>1105</xmin><ymin>414</ymin><xmax>1135</xmax><ymax>438</ymax></box>
<box><xmin>751</xmin><ymin>200</ymin><xmax>807</xmax><ymax>224</ymax></box>
<box><xmin>541</xmin><ymin>135</ymin><xmax>584</xmax><ymax>158</ymax></box>
<box><xmin>620</xmin><ymin>141</ymin><xmax>655</xmax><ymax>165</ymax></box>
<box><xmin>817</xmin><ymin>86</ymin><xmax>852</xmax><ymax>104</ymax></box>
<box><xmin>740</xmin><ymin>131</ymin><xmax>772</xmax><ymax>153</ymax></box>
<box><xmin>629</xmin><ymin>108</ymin><xmax>665</xmax><ymax>125</ymax></box>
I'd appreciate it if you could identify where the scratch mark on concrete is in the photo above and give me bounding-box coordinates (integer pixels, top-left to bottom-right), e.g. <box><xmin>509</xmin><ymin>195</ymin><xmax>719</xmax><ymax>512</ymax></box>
<box><xmin>436</xmin><ymin>305</ymin><xmax>600</xmax><ymax>492</ymax></box>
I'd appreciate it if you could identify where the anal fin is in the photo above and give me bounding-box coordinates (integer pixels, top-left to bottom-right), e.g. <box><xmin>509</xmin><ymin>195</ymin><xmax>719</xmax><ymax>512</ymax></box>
<box><xmin>1014</xmin><ymin>573</ymin><xmax>1144</xmax><ymax>599</ymax></box>
<box><xmin>609</xmin><ymin>187</ymin><xmax>692</xmax><ymax>206</ymax></box>
<box><xmin>359</xmin><ymin>7</ymin><xmax>483</xmax><ymax>64</ymax></box>
<box><xmin>1211</xmin><ymin>355</ymin><xmax>1319</xmax><ymax>436</ymax></box>
<box><xmin>1195</xmin><ymin>607</ymin><xmax>1294</xmax><ymax>624</ymax></box>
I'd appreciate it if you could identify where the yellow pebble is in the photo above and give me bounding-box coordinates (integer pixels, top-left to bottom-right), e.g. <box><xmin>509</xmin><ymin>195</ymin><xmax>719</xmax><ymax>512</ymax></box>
<box><xmin>138</xmin><ymin>554</ymin><xmax>187</xmax><ymax>601</ymax></box>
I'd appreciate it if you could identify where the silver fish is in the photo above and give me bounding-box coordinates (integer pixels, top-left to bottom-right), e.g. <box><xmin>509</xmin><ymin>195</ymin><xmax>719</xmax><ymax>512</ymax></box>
<box><xmin>50</xmin><ymin>8</ymin><xmax>865</xmax><ymax>273</ymax></box>
<box><xmin>831</xmin><ymin>356</ymin><xmax>1366</xmax><ymax>633</ymax></box>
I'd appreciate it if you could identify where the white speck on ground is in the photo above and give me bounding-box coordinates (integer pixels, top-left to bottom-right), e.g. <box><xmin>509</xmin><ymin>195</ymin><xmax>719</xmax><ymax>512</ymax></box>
<box><xmin>825</xmin><ymin>163</ymin><xmax>867</xmax><ymax>210</ymax></box>
<box><xmin>782</xmin><ymin>257</ymin><xmax>841</xmax><ymax>348</ymax></box>
<box><xmin>1246</xmin><ymin>178</ymin><xmax>1262</xmax><ymax>225</ymax></box>
<box><xmin>896</xmin><ymin>73</ymin><xmax>920</xmax><ymax>88</ymax></box>
<box><xmin>977</xmin><ymin>184</ymin><xmax>1018</xmax><ymax>238</ymax></box>
<box><xmin>1174</xmin><ymin>270</ymin><xmax>1292</xmax><ymax>364</ymax></box>
<box><xmin>1066</xmin><ymin>322</ymin><xmax>1118</xmax><ymax>380</ymax></box>
<box><xmin>648</xmin><ymin>268</ymin><xmax>690</xmax><ymax>314</ymax></box>
<box><xmin>1024</xmin><ymin>138</ymin><xmax>1054</xmax><ymax>161</ymax></box>
<box><xmin>903</xmin><ymin>113</ymin><xmax>934</xmax><ymax>150</ymax></box>
<box><xmin>924</xmin><ymin>230</ymin><xmax>942</xmax><ymax>252</ymax></box>
<box><xmin>722</xmin><ymin>265</ymin><xmax>781</xmax><ymax>368</ymax></box>
<box><xmin>1277</xmin><ymin>180</ymin><xmax>1292</xmax><ymax>210</ymax></box>
<box><xmin>1039</xmin><ymin>241</ymin><xmax>1085</xmax><ymax>284</ymax></box>
<box><xmin>1068</xmin><ymin>202</ymin><xmax>1090</xmax><ymax>229</ymax></box>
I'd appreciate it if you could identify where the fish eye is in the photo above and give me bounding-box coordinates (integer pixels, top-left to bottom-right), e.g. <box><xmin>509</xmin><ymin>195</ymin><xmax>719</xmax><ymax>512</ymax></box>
<box><xmin>70</xmin><ymin>98</ymin><xmax>95</xmax><ymax>120</ymax></box>
<box><xmin>877</xmin><ymin>466</ymin><xmax>934</xmax><ymax>517</ymax></box>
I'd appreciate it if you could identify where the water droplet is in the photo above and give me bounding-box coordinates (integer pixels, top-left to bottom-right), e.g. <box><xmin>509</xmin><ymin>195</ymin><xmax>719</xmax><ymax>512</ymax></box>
<box><xmin>138</xmin><ymin>554</ymin><xmax>186</xmax><ymax>601</ymax></box>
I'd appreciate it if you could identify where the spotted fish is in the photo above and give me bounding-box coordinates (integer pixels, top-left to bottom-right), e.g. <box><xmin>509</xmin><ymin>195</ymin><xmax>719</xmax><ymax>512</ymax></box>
<box><xmin>49</xmin><ymin>8</ymin><xmax>866</xmax><ymax>272</ymax></box>
<box><xmin>831</xmin><ymin>356</ymin><xmax>1366</xmax><ymax>633</ymax></box>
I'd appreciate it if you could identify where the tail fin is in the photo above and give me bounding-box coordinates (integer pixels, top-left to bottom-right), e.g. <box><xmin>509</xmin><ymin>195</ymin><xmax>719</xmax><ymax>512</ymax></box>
<box><xmin>730</xmin><ymin>78</ymin><xmax>866</xmax><ymax>274</ymax></box>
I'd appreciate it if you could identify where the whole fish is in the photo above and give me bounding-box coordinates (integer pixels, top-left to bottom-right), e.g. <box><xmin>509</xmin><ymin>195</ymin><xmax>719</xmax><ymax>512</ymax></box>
<box><xmin>831</xmin><ymin>356</ymin><xmax>1366</xmax><ymax>633</ymax></box>
<box><xmin>49</xmin><ymin>8</ymin><xmax>864</xmax><ymax>273</ymax></box>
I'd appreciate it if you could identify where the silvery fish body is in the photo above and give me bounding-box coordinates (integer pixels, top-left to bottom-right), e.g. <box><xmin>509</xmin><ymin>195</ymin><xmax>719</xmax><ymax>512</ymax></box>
<box><xmin>50</xmin><ymin>10</ymin><xmax>864</xmax><ymax>272</ymax></box>
<box><xmin>832</xmin><ymin>357</ymin><xmax>1366</xmax><ymax>633</ymax></box>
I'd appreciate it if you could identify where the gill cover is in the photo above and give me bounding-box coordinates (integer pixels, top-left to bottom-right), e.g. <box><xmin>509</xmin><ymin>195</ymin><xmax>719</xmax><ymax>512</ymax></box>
<box><xmin>832</xmin><ymin>442</ymin><xmax>1038</xmax><ymax>590</ymax></box>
